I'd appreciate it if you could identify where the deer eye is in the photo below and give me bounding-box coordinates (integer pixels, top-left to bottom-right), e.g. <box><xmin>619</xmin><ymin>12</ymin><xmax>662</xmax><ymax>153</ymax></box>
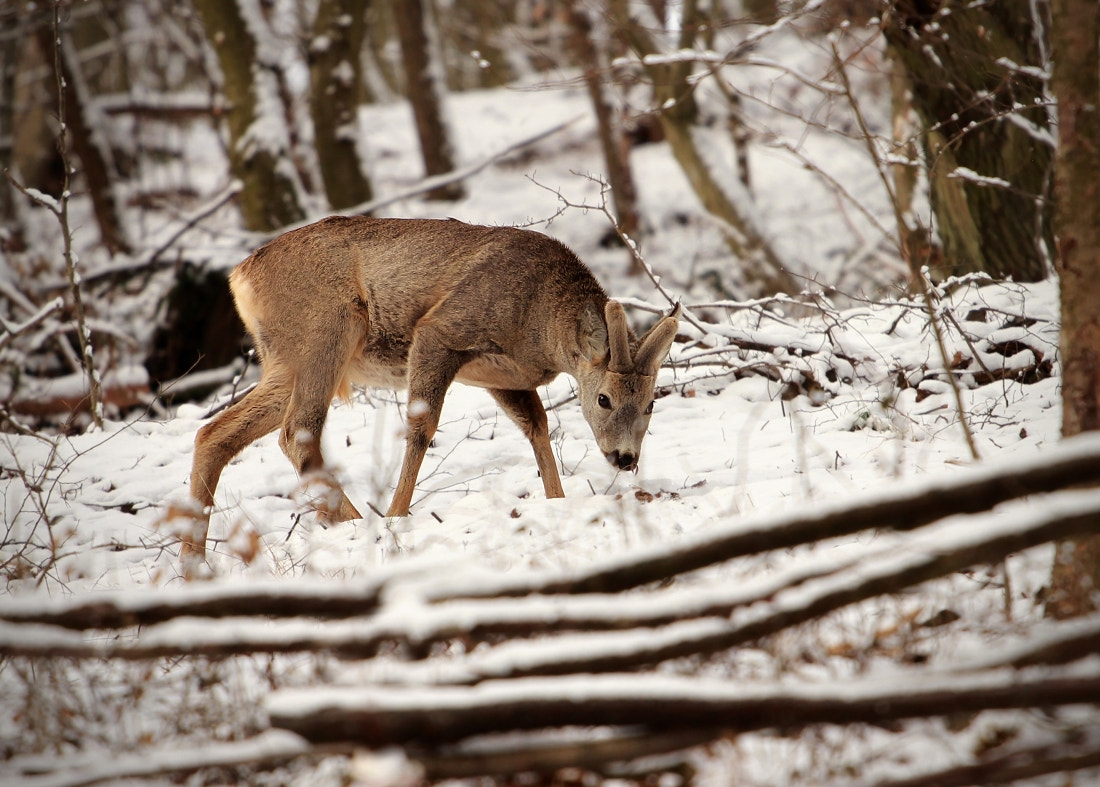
<box><xmin>597</xmin><ymin>394</ymin><xmax>612</xmax><ymax>410</ymax></box>
<box><xmin>644</xmin><ymin>400</ymin><xmax>654</xmax><ymax>415</ymax></box>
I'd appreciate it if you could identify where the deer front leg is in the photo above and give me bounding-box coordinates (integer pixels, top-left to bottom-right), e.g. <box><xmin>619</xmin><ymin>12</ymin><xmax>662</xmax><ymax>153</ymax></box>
<box><xmin>490</xmin><ymin>388</ymin><xmax>565</xmax><ymax>499</ymax></box>
<box><xmin>388</xmin><ymin>331</ymin><xmax>468</xmax><ymax>517</ymax></box>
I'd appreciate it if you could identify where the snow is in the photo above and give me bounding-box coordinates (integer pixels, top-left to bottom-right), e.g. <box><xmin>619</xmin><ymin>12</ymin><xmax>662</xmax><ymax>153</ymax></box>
<box><xmin>948</xmin><ymin>166</ymin><xmax>1013</xmax><ymax>189</ymax></box>
<box><xmin>16</xmin><ymin>729</ymin><xmax>314</xmax><ymax>787</ymax></box>
<box><xmin>0</xmin><ymin>15</ymin><xmax>1093</xmax><ymax>787</ymax></box>
<box><xmin>22</xmin><ymin>187</ymin><xmax>63</xmax><ymax>214</ymax></box>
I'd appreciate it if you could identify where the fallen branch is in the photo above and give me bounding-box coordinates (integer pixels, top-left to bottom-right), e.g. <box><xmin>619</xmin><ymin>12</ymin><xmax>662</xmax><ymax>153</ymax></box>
<box><xmin>0</xmin><ymin>572</ymin><xmax>407</xmax><ymax>629</ymax></box>
<box><xmin>417</xmin><ymin>728</ymin><xmax>711</xmax><ymax>780</ymax></box>
<box><xmin>428</xmin><ymin>492</ymin><xmax>1100</xmax><ymax>681</ymax></box>
<box><xmin>13</xmin><ymin>729</ymin><xmax>334</xmax><ymax>787</ymax></box>
<box><xmin>4</xmin><ymin>489</ymin><xmax>1098</xmax><ymax>670</ymax></box>
<box><xmin>266</xmin><ymin>660</ymin><xmax>1100</xmax><ymax>747</ymax></box>
<box><xmin>844</xmin><ymin>727</ymin><xmax>1100</xmax><ymax>787</ymax></box>
<box><xmin>421</xmin><ymin>432</ymin><xmax>1100</xmax><ymax>600</ymax></box>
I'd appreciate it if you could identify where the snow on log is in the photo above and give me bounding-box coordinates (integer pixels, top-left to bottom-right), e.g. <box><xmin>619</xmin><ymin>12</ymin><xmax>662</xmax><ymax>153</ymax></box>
<box><xmin>266</xmin><ymin>661</ymin><xmax>1100</xmax><ymax>747</ymax></box>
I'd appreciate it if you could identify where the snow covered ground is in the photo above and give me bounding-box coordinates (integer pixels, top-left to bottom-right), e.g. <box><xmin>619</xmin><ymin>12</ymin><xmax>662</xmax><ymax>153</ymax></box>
<box><xmin>0</xmin><ymin>25</ymin><xmax>1090</xmax><ymax>787</ymax></box>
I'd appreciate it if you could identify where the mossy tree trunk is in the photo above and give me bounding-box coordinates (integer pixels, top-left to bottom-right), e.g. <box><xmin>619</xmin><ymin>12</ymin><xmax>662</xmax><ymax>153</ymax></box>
<box><xmin>193</xmin><ymin>0</ymin><xmax>306</xmax><ymax>232</ymax></box>
<box><xmin>884</xmin><ymin>0</ymin><xmax>1055</xmax><ymax>282</ymax></box>
<box><xmin>1045</xmin><ymin>0</ymin><xmax>1100</xmax><ymax>620</ymax></box>
<box><xmin>310</xmin><ymin>0</ymin><xmax>374</xmax><ymax>212</ymax></box>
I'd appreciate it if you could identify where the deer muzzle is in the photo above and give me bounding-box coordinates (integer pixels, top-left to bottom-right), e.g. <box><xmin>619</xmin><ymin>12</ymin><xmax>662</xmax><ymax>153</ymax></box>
<box><xmin>606</xmin><ymin>450</ymin><xmax>638</xmax><ymax>472</ymax></box>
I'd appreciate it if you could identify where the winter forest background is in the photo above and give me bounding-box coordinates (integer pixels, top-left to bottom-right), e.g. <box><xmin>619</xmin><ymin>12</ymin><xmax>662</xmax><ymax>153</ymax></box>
<box><xmin>2</xmin><ymin>0</ymin><xmax>1100</xmax><ymax>785</ymax></box>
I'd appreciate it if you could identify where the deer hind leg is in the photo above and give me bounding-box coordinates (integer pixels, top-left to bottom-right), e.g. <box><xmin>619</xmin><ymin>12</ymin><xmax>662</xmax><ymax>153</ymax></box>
<box><xmin>387</xmin><ymin>323</ymin><xmax>469</xmax><ymax>517</ymax></box>
<box><xmin>278</xmin><ymin>322</ymin><xmax>365</xmax><ymax>523</ymax></box>
<box><xmin>187</xmin><ymin>366</ymin><xmax>292</xmax><ymax>555</ymax></box>
<box><xmin>490</xmin><ymin>388</ymin><xmax>565</xmax><ymax>499</ymax></box>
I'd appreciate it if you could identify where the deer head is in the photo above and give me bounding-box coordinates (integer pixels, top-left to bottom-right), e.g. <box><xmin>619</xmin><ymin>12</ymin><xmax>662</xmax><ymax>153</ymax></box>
<box><xmin>575</xmin><ymin>301</ymin><xmax>680</xmax><ymax>473</ymax></box>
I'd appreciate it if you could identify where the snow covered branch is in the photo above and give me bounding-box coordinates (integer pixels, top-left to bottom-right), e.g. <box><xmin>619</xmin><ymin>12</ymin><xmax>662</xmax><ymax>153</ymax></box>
<box><xmin>4</xmin><ymin>444</ymin><xmax>1100</xmax><ymax>673</ymax></box>
<box><xmin>266</xmin><ymin>661</ymin><xmax>1100</xmax><ymax>748</ymax></box>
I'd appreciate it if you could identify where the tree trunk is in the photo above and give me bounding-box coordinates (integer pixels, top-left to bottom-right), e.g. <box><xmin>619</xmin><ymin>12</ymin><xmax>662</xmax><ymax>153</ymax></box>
<box><xmin>884</xmin><ymin>0</ymin><xmax>1054</xmax><ymax>282</ymax></box>
<box><xmin>1045</xmin><ymin>0</ymin><xmax>1100</xmax><ymax>620</ymax></box>
<box><xmin>887</xmin><ymin>46</ymin><xmax>938</xmax><ymax>273</ymax></box>
<box><xmin>0</xmin><ymin>6</ymin><xmax>17</xmax><ymax>230</ymax></box>
<box><xmin>566</xmin><ymin>0</ymin><xmax>642</xmax><ymax>269</ymax></box>
<box><xmin>193</xmin><ymin>0</ymin><xmax>307</xmax><ymax>232</ymax></box>
<box><xmin>440</xmin><ymin>0</ymin><xmax>512</xmax><ymax>89</ymax></box>
<box><xmin>309</xmin><ymin>0</ymin><xmax>374</xmax><ymax>212</ymax></box>
<box><xmin>392</xmin><ymin>0</ymin><xmax>463</xmax><ymax>201</ymax></box>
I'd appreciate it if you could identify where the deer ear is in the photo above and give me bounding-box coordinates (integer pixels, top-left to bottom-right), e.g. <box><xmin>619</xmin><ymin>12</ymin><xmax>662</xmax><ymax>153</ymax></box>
<box><xmin>604</xmin><ymin>300</ymin><xmax>633</xmax><ymax>373</ymax></box>
<box><xmin>578</xmin><ymin>301</ymin><xmax>609</xmax><ymax>363</ymax></box>
<box><xmin>634</xmin><ymin>303</ymin><xmax>680</xmax><ymax>375</ymax></box>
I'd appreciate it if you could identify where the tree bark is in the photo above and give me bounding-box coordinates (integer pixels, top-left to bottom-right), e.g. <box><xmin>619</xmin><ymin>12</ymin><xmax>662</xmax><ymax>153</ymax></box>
<box><xmin>192</xmin><ymin>0</ymin><xmax>307</xmax><ymax>231</ymax></box>
<box><xmin>392</xmin><ymin>0</ymin><xmax>463</xmax><ymax>201</ymax></box>
<box><xmin>1046</xmin><ymin>0</ymin><xmax>1100</xmax><ymax>620</ymax></box>
<box><xmin>309</xmin><ymin>0</ymin><xmax>374</xmax><ymax>211</ymax></box>
<box><xmin>884</xmin><ymin>0</ymin><xmax>1055</xmax><ymax>282</ymax></box>
<box><xmin>0</xmin><ymin>5</ymin><xmax>17</xmax><ymax>230</ymax></box>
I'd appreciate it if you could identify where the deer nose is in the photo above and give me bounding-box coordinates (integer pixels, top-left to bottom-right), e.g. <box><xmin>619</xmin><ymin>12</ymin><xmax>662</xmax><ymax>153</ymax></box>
<box><xmin>607</xmin><ymin>450</ymin><xmax>637</xmax><ymax>471</ymax></box>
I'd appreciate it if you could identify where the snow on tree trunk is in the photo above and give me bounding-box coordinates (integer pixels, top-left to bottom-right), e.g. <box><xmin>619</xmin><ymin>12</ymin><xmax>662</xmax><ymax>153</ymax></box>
<box><xmin>309</xmin><ymin>0</ymin><xmax>374</xmax><ymax>211</ymax></box>
<box><xmin>1046</xmin><ymin>0</ymin><xmax>1100</xmax><ymax>621</ymax></box>
<box><xmin>193</xmin><ymin>0</ymin><xmax>307</xmax><ymax>232</ymax></box>
<box><xmin>884</xmin><ymin>0</ymin><xmax>1055</xmax><ymax>282</ymax></box>
<box><xmin>392</xmin><ymin>0</ymin><xmax>464</xmax><ymax>201</ymax></box>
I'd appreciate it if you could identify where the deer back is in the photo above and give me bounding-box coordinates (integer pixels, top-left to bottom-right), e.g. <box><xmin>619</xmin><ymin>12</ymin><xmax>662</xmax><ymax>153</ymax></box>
<box><xmin>229</xmin><ymin>217</ymin><xmax>613</xmax><ymax>394</ymax></box>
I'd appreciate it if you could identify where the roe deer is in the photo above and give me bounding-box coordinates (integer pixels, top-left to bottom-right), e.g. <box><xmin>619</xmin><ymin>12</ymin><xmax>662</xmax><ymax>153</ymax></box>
<box><xmin>185</xmin><ymin>216</ymin><xmax>679</xmax><ymax>557</ymax></box>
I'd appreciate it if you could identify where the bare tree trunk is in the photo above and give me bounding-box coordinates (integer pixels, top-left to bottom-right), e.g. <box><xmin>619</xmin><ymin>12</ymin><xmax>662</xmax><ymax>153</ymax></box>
<box><xmin>1046</xmin><ymin>0</ymin><xmax>1100</xmax><ymax>621</ymax></box>
<box><xmin>309</xmin><ymin>0</ymin><xmax>374</xmax><ymax>211</ymax></box>
<box><xmin>566</xmin><ymin>0</ymin><xmax>641</xmax><ymax>269</ymax></box>
<box><xmin>884</xmin><ymin>0</ymin><xmax>1055</xmax><ymax>282</ymax></box>
<box><xmin>392</xmin><ymin>0</ymin><xmax>463</xmax><ymax>201</ymax></box>
<box><xmin>193</xmin><ymin>0</ymin><xmax>307</xmax><ymax>232</ymax></box>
